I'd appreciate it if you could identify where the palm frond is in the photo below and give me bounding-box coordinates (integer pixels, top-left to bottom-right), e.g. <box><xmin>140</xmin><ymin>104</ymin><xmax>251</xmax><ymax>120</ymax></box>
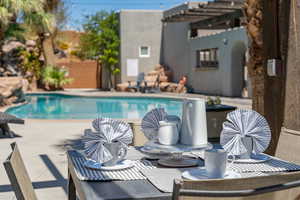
<box><xmin>24</xmin><ymin>11</ymin><xmax>55</xmax><ymax>33</ymax></box>
<box><xmin>1</xmin><ymin>0</ymin><xmax>44</xmax><ymax>15</ymax></box>
<box><xmin>21</xmin><ymin>0</ymin><xmax>44</xmax><ymax>14</ymax></box>
<box><xmin>4</xmin><ymin>23</ymin><xmax>25</xmax><ymax>41</ymax></box>
<box><xmin>0</xmin><ymin>6</ymin><xmax>12</xmax><ymax>25</ymax></box>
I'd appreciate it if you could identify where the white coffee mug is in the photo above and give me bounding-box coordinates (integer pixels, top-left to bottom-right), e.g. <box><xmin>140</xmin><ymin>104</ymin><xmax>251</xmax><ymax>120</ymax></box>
<box><xmin>158</xmin><ymin>120</ymin><xmax>179</xmax><ymax>145</ymax></box>
<box><xmin>205</xmin><ymin>148</ymin><xmax>233</xmax><ymax>178</ymax></box>
<box><xmin>165</xmin><ymin>115</ymin><xmax>181</xmax><ymax>131</ymax></box>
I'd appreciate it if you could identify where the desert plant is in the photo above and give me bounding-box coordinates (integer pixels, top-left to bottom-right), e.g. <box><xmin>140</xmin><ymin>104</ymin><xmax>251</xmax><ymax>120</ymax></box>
<box><xmin>42</xmin><ymin>65</ymin><xmax>72</xmax><ymax>90</ymax></box>
<box><xmin>206</xmin><ymin>97</ymin><xmax>222</xmax><ymax>106</ymax></box>
<box><xmin>56</xmin><ymin>40</ymin><xmax>69</xmax><ymax>50</ymax></box>
<box><xmin>19</xmin><ymin>48</ymin><xmax>43</xmax><ymax>81</ymax></box>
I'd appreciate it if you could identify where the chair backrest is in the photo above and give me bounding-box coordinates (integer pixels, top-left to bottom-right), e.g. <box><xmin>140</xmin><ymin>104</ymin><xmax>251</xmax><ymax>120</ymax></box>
<box><xmin>275</xmin><ymin>127</ymin><xmax>300</xmax><ymax>165</ymax></box>
<box><xmin>3</xmin><ymin>143</ymin><xmax>38</xmax><ymax>200</ymax></box>
<box><xmin>172</xmin><ymin>171</ymin><xmax>300</xmax><ymax>200</ymax></box>
<box><xmin>136</xmin><ymin>72</ymin><xmax>145</xmax><ymax>86</ymax></box>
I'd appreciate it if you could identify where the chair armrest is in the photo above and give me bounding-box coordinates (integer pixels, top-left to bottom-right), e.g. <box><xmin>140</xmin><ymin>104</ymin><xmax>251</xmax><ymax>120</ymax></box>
<box><xmin>179</xmin><ymin>179</ymin><xmax>300</xmax><ymax>198</ymax></box>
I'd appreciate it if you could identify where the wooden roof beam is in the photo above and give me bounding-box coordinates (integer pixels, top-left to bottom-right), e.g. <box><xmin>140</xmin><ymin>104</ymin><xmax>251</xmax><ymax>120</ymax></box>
<box><xmin>190</xmin><ymin>9</ymin><xmax>244</xmax><ymax>29</ymax></box>
<box><xmin>199</xmin><ymin>2</ymin><xmax>244</xmax><ymax>10</ymax></box>
<box><xmin>188</xmin><ymin>8</ymin><xmax>239</xmax><ymax>14</ymax></box>
<box><xmin>162</xmin><ymin>15</ymin><xmax>210</xmax><ymax>23</ymax></box>
<box><xmin>183</xmin><ymin>11</ymin><xmax>225</xmax><ymax>17</ymax></box>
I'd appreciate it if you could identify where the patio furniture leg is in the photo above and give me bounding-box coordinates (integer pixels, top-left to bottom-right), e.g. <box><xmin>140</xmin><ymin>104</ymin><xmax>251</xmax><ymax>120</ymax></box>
<box><xmin>68</xmin><ymin>170</ymin><xmax>76</xmax><ymax>200</ymax></box>
<box><xmin>0</xmin><ymin>123</ymin><xmax>13</xmax><ymax>137</ymax></box>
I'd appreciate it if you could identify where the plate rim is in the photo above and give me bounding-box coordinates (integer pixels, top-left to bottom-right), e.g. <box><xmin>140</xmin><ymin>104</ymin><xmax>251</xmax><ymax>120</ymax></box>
<box><xmin>230</xmin><ymin>153</ymin><xmax>271</xmax><ymax>164</ymax></box>
<box><xmin>84</xmin><ymin>159</ymin><xmax>135</xmax><ymax>171</ymax></box>
<box><xmin>139</xmin><ymin>146</ymin><xmax>172</xmax><ymax>155</ymax></box>
<box><xmin>182</xmin><ymin>167</ymin><xmax>241</xmax><ymax>180</ymax></box>
<box><xmin>157</xmin><ymin>157</ymin><xmax>199</xmax><ymax>168</ymax></box>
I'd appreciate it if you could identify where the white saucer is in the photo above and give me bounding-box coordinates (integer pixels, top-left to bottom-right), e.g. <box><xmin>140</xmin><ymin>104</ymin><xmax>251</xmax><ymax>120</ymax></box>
<box><xmin>140</xmin><ymin>146</ymin><xmax>172</xmax><ymax>155</ymax></box>
<box><xmin>182</xmin><ymin>168</ymin><xmax>241</xmax><ymax>180</ymax></box>
<box><xmin>232</xmin><ymin>154</ymin><xmax>271</xmax><ymax>164</ymax></box>
<box><xmin>84</xmin><ymin>159</ymin><xmax>134</xmax><ymax>171</ymax></box>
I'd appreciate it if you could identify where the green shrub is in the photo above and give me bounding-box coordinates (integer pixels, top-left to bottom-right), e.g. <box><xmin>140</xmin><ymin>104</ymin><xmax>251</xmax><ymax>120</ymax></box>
<box><xmin>206</xmin><ymin>96</ymin><xmax>222</xmax><ymax>106</ymax></box>
<box><xmin>19</xmin><ymin>48</ymin><xmax>43</xmax><ymax>82</ymax></box>
<box><xmin>42</xmin><ymin>65</ymin><xmax>73</xmax><ymax>90</ymax></box>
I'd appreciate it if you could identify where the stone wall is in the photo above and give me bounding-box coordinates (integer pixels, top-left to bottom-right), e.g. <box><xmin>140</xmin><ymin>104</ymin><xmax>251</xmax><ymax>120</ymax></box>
<box><xmin>0</xmin><ymin>77</ymin><xmax>28</xmax><ymax>107</ymax></box>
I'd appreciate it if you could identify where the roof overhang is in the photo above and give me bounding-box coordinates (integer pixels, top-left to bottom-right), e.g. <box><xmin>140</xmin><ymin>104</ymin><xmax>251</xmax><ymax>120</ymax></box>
<box><xmin>162</xmin><ymin>0</ymin><xmax>245</xmax><ymax>24</ymax></box>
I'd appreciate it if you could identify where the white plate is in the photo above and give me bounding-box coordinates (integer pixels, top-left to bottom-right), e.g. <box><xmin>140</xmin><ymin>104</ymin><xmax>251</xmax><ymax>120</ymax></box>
<box><xmin>231</xmin><ymin>154</ymin><xmax>271</xmax><ymax>164</ymax></box>
<box><xmin>182</xmin><ymin>168</ymin><xmax>241</xmax><ymax>180</ymax></box>
<box><xmin>84</xmin><ymin>159</ymin><xmax>134</xmax><ymax>171</ymax></box>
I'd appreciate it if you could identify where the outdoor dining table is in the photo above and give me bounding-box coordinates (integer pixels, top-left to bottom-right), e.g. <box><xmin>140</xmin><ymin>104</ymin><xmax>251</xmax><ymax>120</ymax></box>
<box><xmin>67</xmin><ymin>146</ymin><xmax>300</xmax><ymax>200</ymax></box>
<box><xmin>67</xmin><ymin>148</ymin><xmax>172</xmax><ymax>200</ymax></box>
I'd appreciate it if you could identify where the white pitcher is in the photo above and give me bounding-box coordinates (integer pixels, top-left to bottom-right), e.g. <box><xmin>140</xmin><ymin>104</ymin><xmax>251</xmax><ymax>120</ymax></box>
<box><xmin>180</xmin><ymin>98</ymin><xmax>208</xmax><ymax>146</ymax></box>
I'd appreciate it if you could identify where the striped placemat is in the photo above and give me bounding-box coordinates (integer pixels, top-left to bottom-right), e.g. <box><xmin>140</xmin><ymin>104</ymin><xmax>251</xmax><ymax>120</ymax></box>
<box><xmin>71</xmin><ymin>153</ymin><xmax>156</xmax><ymax>181</ymax></box>
<box><xmin>229</xmin><ymin>157</ymin><xmax>300</xmax><ymax>173</ymax></box>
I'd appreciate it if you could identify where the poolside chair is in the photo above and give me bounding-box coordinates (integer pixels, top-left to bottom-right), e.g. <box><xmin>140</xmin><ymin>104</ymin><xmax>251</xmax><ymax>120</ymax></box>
<box><xmin>144</xmin><ymin>74</ymin><xmax>161</xmax><ymax>93</ymax></box>
<box><xmin>3</xmin><ymin>142</ymin><xmax>38</xmax><ymax>200</ymax></box>
<box><xmin>172</xmin><ymin>171</ymin><xmax>300</xmax><ymax>200</ymax></box>
<box><xmin>128</xmin><ymin>72</ymin><xmax>145</xmax><ymax>92</ymax></box>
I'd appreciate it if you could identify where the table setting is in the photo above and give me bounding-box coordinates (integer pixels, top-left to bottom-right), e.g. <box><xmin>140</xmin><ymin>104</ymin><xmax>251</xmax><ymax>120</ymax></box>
<box><xmin>67</xmin><ymin>98</ymin><xmax>300</xmax><ymax>199</ymax></box>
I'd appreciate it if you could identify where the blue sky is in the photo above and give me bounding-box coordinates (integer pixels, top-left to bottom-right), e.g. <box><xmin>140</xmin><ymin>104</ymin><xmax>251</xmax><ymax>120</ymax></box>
<box><xmin>64</xmin><ymin>0</ymin><xmax>207</xmax><ymax>30</ymax></box>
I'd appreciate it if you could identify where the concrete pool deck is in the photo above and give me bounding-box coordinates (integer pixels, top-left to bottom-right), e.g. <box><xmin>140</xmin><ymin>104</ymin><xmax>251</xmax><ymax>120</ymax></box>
<box><xmin>0</xmin><ymin>90</ymin><xmax>251</xmax><ymax>200</ymax></box>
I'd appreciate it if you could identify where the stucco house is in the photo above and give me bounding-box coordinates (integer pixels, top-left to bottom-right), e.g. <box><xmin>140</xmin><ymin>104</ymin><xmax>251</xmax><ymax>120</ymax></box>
<box><xmin>118</xmin><ymin>0</ymin><xmax>250</xmax><ymax>97</ymax></box>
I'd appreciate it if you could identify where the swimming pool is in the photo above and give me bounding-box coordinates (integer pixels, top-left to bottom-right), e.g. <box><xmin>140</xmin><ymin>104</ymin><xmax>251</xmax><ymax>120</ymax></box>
<box><xmin>6</xmin><ymin>94</ymin><xmax>183</xmax><ymax>119</ymax></box>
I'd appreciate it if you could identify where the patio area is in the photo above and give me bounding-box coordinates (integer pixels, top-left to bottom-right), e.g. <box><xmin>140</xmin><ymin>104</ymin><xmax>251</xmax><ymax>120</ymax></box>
<box><xmin>0</xmin><ymin>119</ymin><xmax>90</xmax><ymax>200</ymax></box>
<box><xmin>0</xmin><ymin>91</ymin><xmax>251</xmax><ymax>200</ymax></box>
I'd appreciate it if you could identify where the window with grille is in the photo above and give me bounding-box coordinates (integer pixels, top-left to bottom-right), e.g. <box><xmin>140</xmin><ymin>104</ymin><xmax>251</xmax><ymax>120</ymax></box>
<box><xmin>196</xmin><ymin>48</ymin><xmax>219</xmax><ymax>68</ymax></box>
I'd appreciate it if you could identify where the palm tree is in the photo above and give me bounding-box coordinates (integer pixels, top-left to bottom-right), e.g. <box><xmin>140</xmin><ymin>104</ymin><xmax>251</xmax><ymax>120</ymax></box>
<box><xmin>24</xmin><ymin>11</ymin><xmax>56</xmax><ymax>66</ymax></box>
<box><xmin>0</xmin><ymin>0</ymin><xmax>56</xmax><ymax>66</ymax></box>
<box><xmin>0</xmin><ymin>0</ymin><xmax>45</xmax><ymax>40</ymax></box>
<box><xmin>244</xmin><ymin>0</ymin><xmax>264</xmax><ymax>112</ymax></box>
<box><xmin>244</xmin><ymin>0</ymin><xmax>289</xmax><ymax>155</ymax></box>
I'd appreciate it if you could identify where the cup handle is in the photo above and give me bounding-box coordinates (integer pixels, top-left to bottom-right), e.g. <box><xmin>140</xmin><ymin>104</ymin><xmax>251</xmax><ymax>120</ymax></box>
<box><xmin>118</xmin><ymin>146</ymin><xmax>127</xmax><ymax>161</ymax></box>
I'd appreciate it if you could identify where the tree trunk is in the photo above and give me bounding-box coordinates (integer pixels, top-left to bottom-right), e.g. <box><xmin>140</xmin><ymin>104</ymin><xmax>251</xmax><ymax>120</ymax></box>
<box><xmin>245</xmin><ymin>0</ymin><xmax>286</xmax><ymax>155</ymax></box>
<box><xmin>41</xmin><ymin>34</ymin><xmax>56</xmax><ymax>66</ymax></box>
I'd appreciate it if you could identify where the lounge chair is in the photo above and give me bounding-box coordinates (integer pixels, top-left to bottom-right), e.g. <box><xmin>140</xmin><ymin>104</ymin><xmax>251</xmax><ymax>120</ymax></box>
<box><xmin>3</xmin><ymin>142</ymin><xmax>38</xmax><ymax>200</ymax></box>
<box><xmin>172</xmin><ymin>171</ymin><xmax>300</xmax><ymax>200</ymax></box>
<box><xmin>128</xmin><ymin>72</ymin><xmax>145</xmax><ymax>92</ymax></box>
<box><xmin>144</xmin><ymin>74</ymin><xmax>161</xmax><ymax>93</ymax></box>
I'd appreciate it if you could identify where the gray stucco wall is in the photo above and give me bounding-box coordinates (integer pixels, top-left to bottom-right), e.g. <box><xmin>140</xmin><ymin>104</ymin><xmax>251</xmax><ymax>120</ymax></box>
<box><xmin>119</xmin><ymin>10</ymin><xmax>163</xmax><ymax>83</ymax></box>
<box><xmin>162</xmin><ymin>23</ymin><xmax>248</xmax><ymax>97</ymax></box>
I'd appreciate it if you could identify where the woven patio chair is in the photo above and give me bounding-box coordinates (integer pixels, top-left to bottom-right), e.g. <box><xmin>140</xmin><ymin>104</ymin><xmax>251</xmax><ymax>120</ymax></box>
<box><xmin>3</xmin><ymin>142</ymin><xmax>38</xmax><ymax>200</ymax></box>
<box><xmin>128</xmin><ymin>72</ymin><xmax>146</xmax><ymax>92</ymax></box>
<box><xmin>172</xmin><ymin>171</ymin><xmax>300</xmax><ymax>200</ymax></box>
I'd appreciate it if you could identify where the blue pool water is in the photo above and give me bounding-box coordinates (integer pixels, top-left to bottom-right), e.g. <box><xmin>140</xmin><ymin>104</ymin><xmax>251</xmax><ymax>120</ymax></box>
<box><xmin>6</xmin><ymin>94</ymin><xmax>183</xmax><ymax>119</ymax></box>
